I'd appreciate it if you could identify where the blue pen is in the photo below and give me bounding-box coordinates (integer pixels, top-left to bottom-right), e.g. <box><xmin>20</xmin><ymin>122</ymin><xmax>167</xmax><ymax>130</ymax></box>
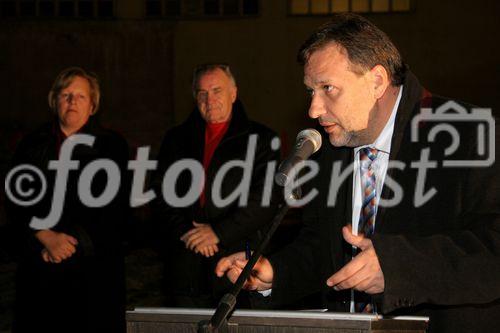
<box><xmin>245</xmin><ymin>241</ymin><xmax>251</xmax><ymax>260</ymax></box>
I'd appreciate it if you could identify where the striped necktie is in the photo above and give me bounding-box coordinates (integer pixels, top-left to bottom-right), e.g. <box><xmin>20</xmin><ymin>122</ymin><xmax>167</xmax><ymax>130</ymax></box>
<box><xmin>358</xmin><ymin>147</ymin><xmax>379</xmax><ymax>237</ymax></box>
<box><xmin>353</xmin><ymin>147</ymin><xmax>379</xmax><ymax>313</ymax></box>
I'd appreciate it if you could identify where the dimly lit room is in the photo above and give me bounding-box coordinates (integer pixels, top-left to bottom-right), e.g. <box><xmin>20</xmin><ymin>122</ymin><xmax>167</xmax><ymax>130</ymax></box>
<box><xmin>1</xmin><ymin>1</ymin><xmax>499</xmax><ymax>332</ymax></box>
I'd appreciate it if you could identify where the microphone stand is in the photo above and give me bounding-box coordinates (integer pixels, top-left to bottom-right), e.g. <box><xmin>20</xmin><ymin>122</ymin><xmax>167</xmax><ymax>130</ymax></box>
<box><xmin>198</xmin><ymin>188</ymin><xmax>301</xmax><ymax>333</ymax></box>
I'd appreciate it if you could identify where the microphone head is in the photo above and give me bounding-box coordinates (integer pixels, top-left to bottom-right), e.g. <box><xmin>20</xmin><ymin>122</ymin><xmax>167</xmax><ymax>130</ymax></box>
<box><xmin>296</xmin><ymin>128</ymin><xmax>322</xmax><ymax>154</ymax></box>
<box><xmin>274</xmin><ymin>128</ymin><xmax>322</xmax><ymax>187</ymax></box>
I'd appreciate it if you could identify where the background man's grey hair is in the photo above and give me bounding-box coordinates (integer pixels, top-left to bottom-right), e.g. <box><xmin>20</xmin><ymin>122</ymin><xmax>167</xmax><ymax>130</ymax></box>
<box><xmin>192</xmin><ymin>63</ymin><xmax>237</xmax><ymax>97</ymax></box>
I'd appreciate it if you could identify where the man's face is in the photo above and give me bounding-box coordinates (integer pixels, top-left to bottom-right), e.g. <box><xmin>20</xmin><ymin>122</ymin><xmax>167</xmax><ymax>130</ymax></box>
<box><xmin>195</xmin><ymin>68</ymin><xmax>237</xmax><ymax>124</ymax></box>
<box><xmin>304</xmin><ymin>43</ymin><xmax>380</xmax><ymax>147</ymax></box>
<box><xmin>57</xmin><ymin>76</ymin><xmax>94</xmax><ymax>134</ymax></box>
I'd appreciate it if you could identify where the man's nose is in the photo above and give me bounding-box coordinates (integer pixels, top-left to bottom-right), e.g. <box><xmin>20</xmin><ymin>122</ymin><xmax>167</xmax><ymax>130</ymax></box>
<box><xmin>207</xmin><ymin>92</ymin><xmax>217</xmax><ymax>104</ymax></box>
<box><xmin>308</xmin><ymin>95</ymin><xmax>325</xmax><ymax>119</ymax></box>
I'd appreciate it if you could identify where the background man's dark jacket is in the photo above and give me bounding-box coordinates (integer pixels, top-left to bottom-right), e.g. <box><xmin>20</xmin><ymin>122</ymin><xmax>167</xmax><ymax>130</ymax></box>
<box><xmin>266</xmin><ymin>72</ymin><xmax>500</xmax><ymax>333</ymax></box>
<box><xmin>152</xmin><ymin>101</ymin><xmax>279</xmax><ymax>305</ymax></box>
<box><xmin>7</xmin><ymin>118</ymin><xmax>129</xmax><ymax>332</ymax></box>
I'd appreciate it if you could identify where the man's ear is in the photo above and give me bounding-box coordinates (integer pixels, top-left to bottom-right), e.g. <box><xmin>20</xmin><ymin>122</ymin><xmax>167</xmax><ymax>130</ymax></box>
<box><xmin>370</xmin><ymin>65</ymin><xmax>390</xmax><ymax>99</ymax></box>
<box><xmin>231</xmin><ymin>86</ymin><xmax>238</xmax><ymax>103</ymax></box>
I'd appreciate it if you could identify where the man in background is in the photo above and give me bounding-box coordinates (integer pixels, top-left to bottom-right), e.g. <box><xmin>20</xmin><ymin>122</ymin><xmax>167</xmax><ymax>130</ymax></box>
<box><xmin>152</xmin><ymin>64</ymin><xmax>279</xmax><ymax>307</ymax></box>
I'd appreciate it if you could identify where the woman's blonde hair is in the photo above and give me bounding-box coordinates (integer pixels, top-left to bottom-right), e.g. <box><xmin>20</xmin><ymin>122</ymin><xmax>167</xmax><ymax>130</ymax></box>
<box><xmin>48</xmin><ymin>67</ymin><xmax>100</xmax><ymax>114</ymax></box>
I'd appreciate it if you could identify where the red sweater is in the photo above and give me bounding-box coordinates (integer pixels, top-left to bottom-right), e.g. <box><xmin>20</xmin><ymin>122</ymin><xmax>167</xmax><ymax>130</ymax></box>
<box><xmin>200</xmin><ymin>121</ymin><xmax>230</xmax><ymax>206</ymax></box>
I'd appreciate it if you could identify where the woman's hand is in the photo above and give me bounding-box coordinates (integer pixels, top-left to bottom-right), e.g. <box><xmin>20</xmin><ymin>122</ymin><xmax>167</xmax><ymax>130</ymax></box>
<box><xmin>36</xmin><ymin>230</ymin><xmax>78</xmax><ymax>263</ymax></box>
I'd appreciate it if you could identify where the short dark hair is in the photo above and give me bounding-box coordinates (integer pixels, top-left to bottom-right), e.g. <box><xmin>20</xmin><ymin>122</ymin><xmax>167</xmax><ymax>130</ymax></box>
<box><xmin>192</xmin><ymin>63</ymin><xmax>236</xmax><ymax>97</ymax></box>
<box><xmin>298</xmin><ymin>13</ymin><xmax>407</xmax><ymax>86</ymax></box>
<box><xmin>48</xmin><ymin>67</ymin><xmax>100</xmax><ymax>114</ymax></box>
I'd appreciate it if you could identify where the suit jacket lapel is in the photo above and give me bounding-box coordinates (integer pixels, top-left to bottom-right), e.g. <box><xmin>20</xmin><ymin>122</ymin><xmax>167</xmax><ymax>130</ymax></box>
<box><xmin>377</xmin><ymin>71</ymin><xmax>423</xmax><ymax>230</ymax></box>
<box><xmin>321</xmin><ymin>144</ymin><xmax>354</xmax><ymax>268</ymax></box>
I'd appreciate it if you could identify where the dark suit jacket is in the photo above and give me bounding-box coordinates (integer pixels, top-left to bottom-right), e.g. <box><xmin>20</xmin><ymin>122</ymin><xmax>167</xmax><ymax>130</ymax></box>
<box><xmin>151</xmin><ymin>101</ymin><xmax>279</xmax><ymax>305</ymax></box>
<box><xmin>267</xmin><ymin>72</ymin><xmax>500</xmax><ymax>333</ymax></box>
<box><xmin>7</xmin><ymin>119</ymin><xmax>129</xmax><ymax>332</ymax></box>
<box><xmin>152</xmin><ymin>100</ymin><xmax>279</xmax><ymax>251</ymax></box>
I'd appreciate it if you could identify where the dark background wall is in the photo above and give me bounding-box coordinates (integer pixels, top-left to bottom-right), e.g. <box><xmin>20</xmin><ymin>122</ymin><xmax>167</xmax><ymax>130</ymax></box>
<box><xmin>0</xmin><ymin>21</ymin><xmax>174</xmax><ymax>152</ymax></box>
<box><xmin>0</xmin><ymin>1</ymin><xmax>499</xmax><ymax>331</ymax></box>
<box><xmin>0</xmin><ymin>0</ymin><xmax>498</xmax><ymax>242</ymax></box>
<box><xmin>173</xmin><ymin>0</ymin><xmax>500</xmax><ymax>144</ymax></box>
<box><xmin>0</xmin><ymin>0</ymin><xmax>498</xmax><ymax>158</ymax></box>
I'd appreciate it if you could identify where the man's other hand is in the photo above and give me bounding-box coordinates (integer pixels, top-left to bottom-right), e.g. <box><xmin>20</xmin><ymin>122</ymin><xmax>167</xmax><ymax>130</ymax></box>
<box><xmin>327</xmin><ymin>226</ymin><xmax>384</xmax><ymax>294</ymax></box>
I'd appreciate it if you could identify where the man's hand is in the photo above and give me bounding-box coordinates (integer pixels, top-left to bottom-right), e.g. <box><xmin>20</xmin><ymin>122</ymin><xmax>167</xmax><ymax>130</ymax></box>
<box><xmin>180</xmin><ymin>222</ymin><xmax>220</xmax><ymax>253</ymax></box>
<box><xmin>215</xmin><ymin>252</ymin><xmax>274</xmax><ymax>291</ymax></box>
<box><xmin>197</xmin><ymin>244</ymin><xmax>219</xmax><ymax>258</ymax></box>
<box><xmin>327</xmin><ymin>226</ymin><xmax>384</xmax><ymax>294</ymax></box>
<box><xmin>36</xmin><ymin>230</ymin><xmax>78</xmax><ymax>264</ymax></box>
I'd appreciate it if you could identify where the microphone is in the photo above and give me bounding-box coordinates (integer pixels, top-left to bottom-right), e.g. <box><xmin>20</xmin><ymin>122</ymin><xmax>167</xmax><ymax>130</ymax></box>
<box><xmin>203</xmin><ymin>132</ymin><xmax>321</xmax><ymax>332</ymax></box>
<box><xmin>275</xmin><ymin>129</ymin><xmax>322</xmax><ymax>186</ymax></box>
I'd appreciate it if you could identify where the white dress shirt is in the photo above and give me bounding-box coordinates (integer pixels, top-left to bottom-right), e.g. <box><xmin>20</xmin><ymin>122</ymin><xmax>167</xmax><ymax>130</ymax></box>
<box><xmin>351</xmin><ymin>86</ymin><xmax>403</xmax><ymax>235</ymax></box>
<box><xmin>260</xmin><ymin>86</ymin><xmax>403</xmax><ymax>299</ymax></box>
<box><xmin>348</xmin><ymin>86</ymin><xmax>402</xmax><ymax>313</ymax></box>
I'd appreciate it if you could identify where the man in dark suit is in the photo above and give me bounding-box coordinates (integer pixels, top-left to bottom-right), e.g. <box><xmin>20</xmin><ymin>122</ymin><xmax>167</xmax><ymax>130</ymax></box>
<box><xmin>216</xmin><ymin>14</ymin><xmax>500</xmax><ymax>332</ymax></box>
<box><xmin>152</xmin><ymin>64</ymin><xmax>279</xmax><ymax>307</ymax></box>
